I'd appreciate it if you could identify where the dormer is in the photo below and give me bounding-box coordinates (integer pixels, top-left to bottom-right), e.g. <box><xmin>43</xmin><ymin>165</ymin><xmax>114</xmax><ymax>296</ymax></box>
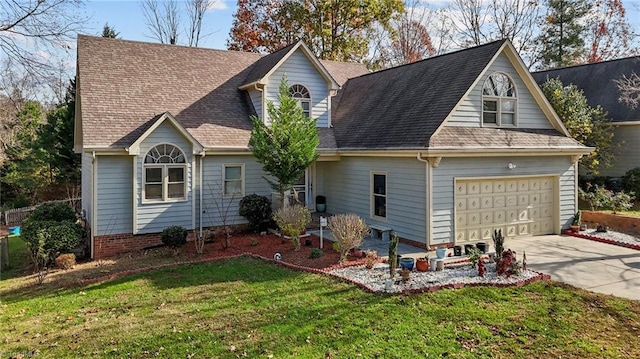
<box><xmin>239</xmin><ymin>41</ymin><xmax>340</xmax><ymax>128</ymax></box>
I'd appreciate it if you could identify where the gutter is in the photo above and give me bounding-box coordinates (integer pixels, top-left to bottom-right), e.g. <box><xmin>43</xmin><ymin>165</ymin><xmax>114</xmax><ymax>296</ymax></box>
<box><xmin>199</xmin><ymin>152</ymin><xmax>205</xmax><ymax>239</ymax></box>
<box><xmin>91</xmin><ymin>151</ymin><xmax>97</xmax><ymax>259</ymax></box>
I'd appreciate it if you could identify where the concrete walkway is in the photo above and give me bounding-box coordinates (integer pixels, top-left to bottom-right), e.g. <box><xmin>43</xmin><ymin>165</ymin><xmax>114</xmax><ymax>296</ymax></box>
<box><xmin>507</xmin><ymin>235</ymin><xmax>640</xmax><ymax>301</ymax></box>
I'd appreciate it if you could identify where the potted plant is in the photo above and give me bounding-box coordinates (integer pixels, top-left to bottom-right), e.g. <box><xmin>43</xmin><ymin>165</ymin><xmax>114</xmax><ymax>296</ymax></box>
<box><xmin>570</xmin><ymin>211</ymin><xmax>581</xmax><ymax>232</ymax></box>
<box><xmin>416</xmin><ymin>255</ymin><xmax>429</xmax><ymax>272</ymax></box>
<box><xmin>435</xmin><ymin>247</ymin><xmax>447</xmax><ymax>259</ymax></box>
<box><xmin>399</xmin><ymin>257</ymin><xmax>415</xmax><ymax>270</ymax></box>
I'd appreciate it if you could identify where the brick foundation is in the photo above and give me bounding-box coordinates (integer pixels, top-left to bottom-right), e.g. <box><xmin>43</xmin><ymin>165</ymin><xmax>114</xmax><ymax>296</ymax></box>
<box><xmin>92</xmin><ymin>224</ymin><xmax>248</xmax><ymax>259</ymax></box>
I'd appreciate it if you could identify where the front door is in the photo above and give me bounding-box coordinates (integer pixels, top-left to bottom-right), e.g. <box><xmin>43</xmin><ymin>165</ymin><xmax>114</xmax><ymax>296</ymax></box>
<box><xmin>292</xmin><ymin>168</ymin><xmax>312</xmax><ymax>209</ymax></box>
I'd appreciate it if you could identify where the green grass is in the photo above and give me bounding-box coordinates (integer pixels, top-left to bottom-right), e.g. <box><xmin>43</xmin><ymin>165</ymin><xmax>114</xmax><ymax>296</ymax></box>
<box><xmin>1</xmin><ymin>258</ymin><xmax>639</xmax><ymax>358</ymax></box>
<box><xmin>0</xmin><ymin>235</ymin><xmax>30</xmax><ymax>280</ymax></box>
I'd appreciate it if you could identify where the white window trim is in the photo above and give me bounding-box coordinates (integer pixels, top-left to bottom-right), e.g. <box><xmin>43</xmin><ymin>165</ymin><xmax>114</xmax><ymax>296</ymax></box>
<box><xmin>223</xmin><ymin>163</ymin><xmax>245</xmax><ymax>198</ymax></box>
<box><xmin>481</xmin><ymin>72</ymin><xmax>518</xmax><ymax>128</ymax></box>
<box><xmin>370</xmin><ymin>171</ymin><xmax>387</xmax><ymax>221</ymax></box>
<box><xmin>142</xmin><ymin>164</ymin><xmax>188</xmax><ymax>203</ymax></box>
<box><xmin>290</xmin><ymin>84</ymin><xmax>312</xmax><ymax>118</ymax></box>
<box><xmin>141</xmin><ymin>143</ymin><xmax>188</xmax><ymax>204</ymax></box>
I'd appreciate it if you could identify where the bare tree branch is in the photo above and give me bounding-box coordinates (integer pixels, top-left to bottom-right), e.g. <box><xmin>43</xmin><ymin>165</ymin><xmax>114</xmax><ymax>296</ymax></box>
<box><xmin>142</xmin><ymin>0</ymin><xmax>181</xmax><ymax>44</ymax></box>
<box><xmin>0</xmin><ymin>0</ymin><xmax>85</xmax><ymax>82</ymax></box>
<box><xmin>615</xmin><ymin>72</ymin><xmax>640</xmax><ymax>109</ymax></box>
<box><xmin>186</xmin><ymin>0</ymin><xmax>216</xmax><ymax>47</ymax></box>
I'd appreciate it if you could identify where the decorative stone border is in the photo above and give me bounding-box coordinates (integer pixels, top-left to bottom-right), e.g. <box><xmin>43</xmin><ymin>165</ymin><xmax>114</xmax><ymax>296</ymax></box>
<box><xmin>562</xmin><ymin>230</ymin><xmax>640</xmax><ymax>251</ymax></box>
<box><xmin>78</xmin><ymin>252</ymin><xmax>551</xmax><ymax>295</ymax></box>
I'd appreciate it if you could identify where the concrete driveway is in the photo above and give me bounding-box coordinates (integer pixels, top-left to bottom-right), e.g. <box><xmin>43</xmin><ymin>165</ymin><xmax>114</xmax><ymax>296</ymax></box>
<box><xmin>508</xmin><ymin>235</ymin><xmax>640</xmax><ymax>301</ymax></box>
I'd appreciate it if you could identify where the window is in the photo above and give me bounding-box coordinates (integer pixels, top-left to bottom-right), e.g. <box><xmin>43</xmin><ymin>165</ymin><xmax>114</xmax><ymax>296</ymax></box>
<box><xmin>223</xmin><ymin>164</ymin><xmax>244</xmax><ymax>197</ymax></box>
<box><xmin>289</xmin><ymin>84</ymin><xmax>311</xmax><ymax>117</ymax></box>
<box><xmin>143</xmin><ymin>144</ymin><xmax>187</xmax><ymax>202</ymax></box>
<box><xmin>371</xmin><ymin>172</ymin><xmax>387</xmax><ymax>219</ymax></box>
<box><xmin>482</xmin><ymin>73</ymin><xmax>516</xmax><ymax>126</ymax></box>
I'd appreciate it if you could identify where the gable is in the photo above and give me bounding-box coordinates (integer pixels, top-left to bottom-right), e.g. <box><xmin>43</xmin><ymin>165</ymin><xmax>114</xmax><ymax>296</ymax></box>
<box><xmin>265</xmin><ymin>49</ymin><xmax>331</xmax><ymax>127</ymax></box>
<box><xmin>445</xmin><ymin>52</ymin><xmax>554</xmax><ymax>130</ymax></box>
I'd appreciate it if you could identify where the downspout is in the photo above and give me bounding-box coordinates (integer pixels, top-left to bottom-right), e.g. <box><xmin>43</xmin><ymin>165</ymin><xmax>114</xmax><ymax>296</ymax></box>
<box><xmin>91</xmin><ymin>151</ymin><xmax>97</xmax><ymax>259</ymax></box>
<box><xmin>254</xmin><ymin>83</ymin><xmax>265</xmax><ymax>123</ymax></box>
<box><xmin>416</xmin><ymin>153</ymin><xmax>431</xmax><ymax>249</ymax></box>
<box><xmin>199</xmin><ymin>152</ymin><xmax>205</xmax><ymax>239</ymax></box>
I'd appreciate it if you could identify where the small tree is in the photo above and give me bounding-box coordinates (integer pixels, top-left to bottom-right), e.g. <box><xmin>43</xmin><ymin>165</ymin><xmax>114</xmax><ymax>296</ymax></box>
<box><xmin>327</xmin><ymin>213</ymin><xmax>369</xmax><ymax>263</ymax></box>
<box><xmin>249</xmin><ymin>76</ymin><xmax>319</xmax><ymax>207</ymax></box>
<box><xmin>273</xmin><ymin>204</ymin><xmax>311</xmax><ymax>251</ymax></box>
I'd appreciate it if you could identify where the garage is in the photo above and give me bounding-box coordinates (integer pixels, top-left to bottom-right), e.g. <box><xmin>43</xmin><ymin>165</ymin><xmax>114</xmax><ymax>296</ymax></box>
<box><xmin>454</xmin><ymin>176</ymin><xmax>556</xmax><ymax>242</ymax></box>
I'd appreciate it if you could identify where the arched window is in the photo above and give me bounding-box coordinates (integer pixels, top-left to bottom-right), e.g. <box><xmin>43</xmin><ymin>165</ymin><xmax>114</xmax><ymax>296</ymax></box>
<box><xmin>143</xmin><ymin>144</ymin><xmax>187</xmax><ymax>202</ymax></box>
<box><xmin>482</xmin><ymin>73</ymin><xmax>516</xmax><ymax>126</ymax></box>
<box><xmin>289</xmin><ymin>84</ymin><xmax>311</xmax><ymax>117</ymax></box>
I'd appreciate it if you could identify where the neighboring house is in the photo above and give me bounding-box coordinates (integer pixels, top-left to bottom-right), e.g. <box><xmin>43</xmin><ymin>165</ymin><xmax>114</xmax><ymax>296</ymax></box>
<box><xmin>76</xmin><ymin>35</ymin><xmax>590</xmax><ymax>259</ymax></box>
<box><xmin>532</xmin><ymin>56</ymin><xmax>640</xmax><ymax>178</ymax></box>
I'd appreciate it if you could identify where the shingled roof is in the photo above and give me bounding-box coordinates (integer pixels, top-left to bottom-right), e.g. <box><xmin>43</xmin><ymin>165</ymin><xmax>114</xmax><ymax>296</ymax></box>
<box><xmin>76</xmin><ymin>35</ymin><xmax>368</xmax><ymax>150</ymax></box>
<box><xmin>532</xmin><ymin>56</ymin><xmax>640</xmax><ymax>123</ymax></box>
<box><xmin>331</xmin><ymin>40</ymin><xmax>507</xmax><ymax>149</ymax></box>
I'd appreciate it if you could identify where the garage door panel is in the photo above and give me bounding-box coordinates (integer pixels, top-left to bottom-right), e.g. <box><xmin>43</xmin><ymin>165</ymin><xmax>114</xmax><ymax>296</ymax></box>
<box><xmin>455</xmin><ymin>176</ymin><xmax>555</xmax><ymax>243</ymax></box>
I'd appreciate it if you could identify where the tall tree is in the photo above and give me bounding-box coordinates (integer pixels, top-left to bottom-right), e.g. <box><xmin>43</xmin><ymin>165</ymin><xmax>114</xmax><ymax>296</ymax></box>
<box><xmin>186</xmin><ymin>0</ymin><xmax>216</xmax><ymax>47</ymax></box>
<box><xmin>0</xmin><ymin>0</ymin><xmax>86</xmax><ymax>79</ymax></box>
<box><xmin>227</xmin><ymin>0</ymin><xmax>405</xmax><ymax>62</ymax></box>
<box><xmin>142</xmin><ymin>0</ymin><xmax>181</xmax><ymax>44</ymax></box>
<box><xmin>102</xmin><ymin>23</ymin><xmax>120</xmax><ymax>38</ymax></box>
<box><xmin>585</xmin><ymin>0</ymin><xmax>636</xmax><ymax>63</ymax></box>
<box><xmin>537</xmin><ymin>0</ymin><xmax>592</xmax><ymax>69</ymax></box>
<box><xmin>249</xmin><ymin>76</ymin><xmax>319</xmax><ymax>204</ymax></box>
<box><xmin>541</xmin><ymin>78</ymin><xmax>615</xmax><ymax>174</ymax></box>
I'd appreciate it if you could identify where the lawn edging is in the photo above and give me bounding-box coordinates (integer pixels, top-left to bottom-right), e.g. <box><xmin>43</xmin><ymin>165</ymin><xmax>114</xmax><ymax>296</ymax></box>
<box><xmin>562</xmin><ymin>230</ymin><xmax>640</xmax><ymax>251</ymax></box>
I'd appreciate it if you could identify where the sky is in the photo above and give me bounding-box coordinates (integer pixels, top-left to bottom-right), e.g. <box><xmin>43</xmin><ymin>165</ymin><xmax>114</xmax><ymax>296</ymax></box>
<box><xmin>83</xmin><ymin>0</ymin><xmax>235</xmax><ymax>49</ymax></box>
<box><xmin>81</xmin><ymin>0</ymin><xmax>640</xmax><ymax>53</ymax></box>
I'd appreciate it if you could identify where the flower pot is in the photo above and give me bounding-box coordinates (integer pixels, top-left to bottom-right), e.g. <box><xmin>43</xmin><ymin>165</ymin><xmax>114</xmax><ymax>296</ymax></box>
<box><xmin>476</xmin><ymin>242</ymin><xmax>488</xmax><ymax>253</ymax></box>
<box><xmin>435</xmin><ymin>247</ymin><xmax>447</xmax><ymax>259</ymax></box>
<box><xmin>399</xmin><ymin>257</ymin><xmax>415</xmax><ymax>270</ymax></box>
<box><xmin>579</xmin><ymin>224</ymin><xmax>587</xmax><ymax>231</ymax></box>
<box><xmin>570</xmin><ymin>225</ymin><xmax>579</xmax><ymax>233</ymax></box>
<box><xmin>453</xmin><ymin>245</ymin><xmax>462</xmax><ymax>257</ymax></box>
<box><xmin>416</xmin><ymin>258</ymin><xmax>429</xmax><ymax>272</ymax></box>
<box><xmin>316</xmin><ymin>203</ymin><xmax>326</xmax><ymax>212</ymax></box>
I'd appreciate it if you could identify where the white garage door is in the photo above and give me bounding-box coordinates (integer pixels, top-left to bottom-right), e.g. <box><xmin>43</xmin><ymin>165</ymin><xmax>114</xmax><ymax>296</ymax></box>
<box><xmin>454</xmin><ymin>176</ymin><xmax>555</xmax><ymax>242</ymax></box>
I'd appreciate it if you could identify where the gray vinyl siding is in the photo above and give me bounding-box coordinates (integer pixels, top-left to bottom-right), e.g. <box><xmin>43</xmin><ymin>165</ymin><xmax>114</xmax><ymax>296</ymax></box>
<box><xmin>431</xmin><ymin>156</ymin><xmax>576</xmax><ymax>244</ymax></box>
<box><xmin>136</xmin><ymin>122</ymin><xmax>193</xmax><ymax>233</ymax></box>
<box><xmin>598</xmin><ymin>124</ymin><xmax>640</xmax><ymax>177</ymax></box>
<box><xmin>198</xmin><ymin>155</ymin><xmax>272</xmax><ymax>228</ymax></box>
<box><xmin>265</xmin><ymin>49</ymin><xmax>330</xmax><ymax>127</ymax></box>
<box><xmin>248</xmin><ymin>88</ymin><xmax>263</xmax><ymax>122</ymax></box>
<box><xmin>96</xmin><ymin>156</ymin><xmax>133</xmax><ymax>235</ymax></box>
<box><xmin>316</xmin><ymin>157</ymin><xmax>427</xmax><ymax>243</ymax></box>
<box><xmin>447</xmin><ymin>53</ymin><xmax>554</xmax><ymax>130</ymax></box>
<box><xmin>81</xmin><ymin>152</ymin><xmax>93</xmax><ymax>226</ymax></box>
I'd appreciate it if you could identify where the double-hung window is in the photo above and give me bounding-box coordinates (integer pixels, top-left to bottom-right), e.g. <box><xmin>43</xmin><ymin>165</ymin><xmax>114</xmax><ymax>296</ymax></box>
<box><xmin>143</xmin><ymin>144</ymin><xmax>187</xmax><ymax>202</ymax></box>
<box><xmin>482</xmin><ymin>73</ymin><xmax>517</xmax><ymax>126</ymax></box>
<box><xmin>223</xmin><ymin>164</ymin><xmax>244</xmax><ymax>197</ymax></box>
<box><xmin>289</xmin><ymin>84</ymin><xmax>311</xmax><ymax>117</ymax></box>
<box><xmin>371</xmin><ymin>172</ymin><xmax>387</xmax><ymax>219</ymax></box>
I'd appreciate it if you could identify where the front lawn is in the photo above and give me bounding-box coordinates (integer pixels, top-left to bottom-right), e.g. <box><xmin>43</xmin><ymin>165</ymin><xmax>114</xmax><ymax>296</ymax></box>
<box><xmin>1</xmin><ymin>258</ymin><xmax>639</xmax><ymax>358</ymax></box>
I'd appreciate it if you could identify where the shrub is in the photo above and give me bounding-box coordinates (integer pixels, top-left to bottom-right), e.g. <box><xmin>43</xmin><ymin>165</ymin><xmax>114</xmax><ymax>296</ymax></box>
<box><xmin>611</xmin><ymin>191</ymin><xmax>635</xmax><ymax>213</ymax></box>
<box><xmin>497</xmin><ymin>249</ymin><xmax>521</xmax><ymax>277</ymax></box>
<box><xmin>273</xmin><ymin>204</ymin><xmax>311</xmax><ymax>251</ymax></box>
<box><xmin>55</xmin><ymin>253</ymin><xmax>76</xmax><ymax>269</ymax></box>
<box><xmin>492</xmin><ymin>229</ymin><xmax>505</xmax><ymax>261</ymax></box>
<box><xmin>161</xmin><ymin>226</ymin><xmax>188</xmax><ymax>255</ymax></box>
<box><xmin>579</xmin><ymin>183</ymin><xmax>612</xmax><ymax>211</ymax></box>
<box><xmin>622</xmin><ymin>167</ymin><xmax>640</xmax><ymax>195</ymax></box>
<box><xmin>309</xmin><ymin>248</ymin><xmax>324</xmax><ymax>259</ymax></box>
<box><xmin>239</xmin><ymin>194</ymin><xmax>272</xmax><ymax>232</ymax></box>
<box><xmin>364</xmin><ymin>250</ymin><xmax>378</xmax><ymax>269</ymax></box>
<box><xmin>29</xmin><ymin>202</ymin><xmax>77</xmax><ymax>222</ymax></box>
<box><xmin>327</xmin><ymin>213</ymin><xmax>369</xmax><ymax>263</ymax></box>
<box><xmin>22</xmin><ymin>220</ymin><xmax>84</xmax><ymax>260</ymax></box>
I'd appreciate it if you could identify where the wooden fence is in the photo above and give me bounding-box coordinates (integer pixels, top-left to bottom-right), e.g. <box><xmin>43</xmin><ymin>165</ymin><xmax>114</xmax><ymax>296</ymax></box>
<box><xmin>3</xmin><ymin>198</ymin><xmax>81</xmax><ymax>226</ymax></box>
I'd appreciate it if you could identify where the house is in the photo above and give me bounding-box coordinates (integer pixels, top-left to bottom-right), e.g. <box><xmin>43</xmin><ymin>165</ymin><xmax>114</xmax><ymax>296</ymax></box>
<box><xmin>75</xmin><ymin>35</ymin><xmax>591</xmax><ymax>259</ymax></box>
<box><xmin>532</xmin><ymin>56</ymin><xmax>640</xmax><ymax>178</ymax></box>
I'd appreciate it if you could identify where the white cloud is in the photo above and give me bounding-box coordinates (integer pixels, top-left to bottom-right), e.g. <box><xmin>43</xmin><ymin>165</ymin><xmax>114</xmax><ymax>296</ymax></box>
<box><xmin>208</xmin><ymin>0</ymin><xmax>228</xmax><ymax>11</ymax></box>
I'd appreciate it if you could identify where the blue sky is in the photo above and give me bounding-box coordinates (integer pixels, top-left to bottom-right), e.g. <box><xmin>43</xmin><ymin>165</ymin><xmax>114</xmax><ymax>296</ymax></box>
<box><xmin>83</xmin><ymin>0</ymin><xmax>235</xmax><ymax>49</ymax></box>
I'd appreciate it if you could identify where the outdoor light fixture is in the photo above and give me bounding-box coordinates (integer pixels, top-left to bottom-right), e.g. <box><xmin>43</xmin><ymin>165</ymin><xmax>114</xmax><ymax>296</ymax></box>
<box><xmin>508</xmin><ymin>163</ymin><xmax>517</xmax><ymax>170</ymax></box>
